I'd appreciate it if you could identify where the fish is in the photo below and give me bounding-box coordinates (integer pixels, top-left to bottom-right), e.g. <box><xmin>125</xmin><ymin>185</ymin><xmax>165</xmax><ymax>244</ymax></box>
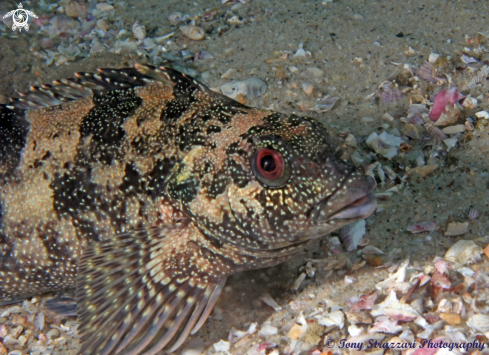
<box><xmin>0</xmin><ymin>64</ymin><xmax>377</xmax><ymax>354</ymax></box>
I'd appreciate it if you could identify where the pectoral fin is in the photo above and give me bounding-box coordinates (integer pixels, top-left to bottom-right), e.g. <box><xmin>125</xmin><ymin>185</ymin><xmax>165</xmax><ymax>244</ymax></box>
<box><xmin>76</xmin><ymin>225</ymin><xmax>229</xmax><ymax>355</ymax></box>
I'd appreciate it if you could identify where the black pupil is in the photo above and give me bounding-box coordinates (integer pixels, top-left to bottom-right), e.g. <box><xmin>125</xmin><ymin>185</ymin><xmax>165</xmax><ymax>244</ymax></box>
<box><xmin>260</xmin><ymin>154</ymin><xmax>276</xmax><ymax>172</ymax></box>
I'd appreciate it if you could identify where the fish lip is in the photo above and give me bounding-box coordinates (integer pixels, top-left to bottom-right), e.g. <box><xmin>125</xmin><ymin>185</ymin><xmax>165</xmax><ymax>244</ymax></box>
<box><xmin>328</xmin><ymin>191</ymin><xmax>377</xmax><ymax>221</ymax></box>
<box><xmin>316</xmin><ymin>174</ymin><xmax>377</xmax><ymax>223</ymax></box>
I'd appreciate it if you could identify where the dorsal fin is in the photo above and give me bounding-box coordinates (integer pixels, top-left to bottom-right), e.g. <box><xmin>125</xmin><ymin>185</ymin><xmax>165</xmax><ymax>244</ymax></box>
<box><xmin>8</xmin><ymin>65</ymin><xmax>207</xmax><ymax>111</ymax></box>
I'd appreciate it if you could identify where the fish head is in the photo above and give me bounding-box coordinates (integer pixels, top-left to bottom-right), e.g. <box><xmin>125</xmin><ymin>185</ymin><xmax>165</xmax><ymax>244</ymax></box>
<box><xmin>168</xmin><ymin>111</ymin><xmax>376</xmax><ymax>250</ymax></box>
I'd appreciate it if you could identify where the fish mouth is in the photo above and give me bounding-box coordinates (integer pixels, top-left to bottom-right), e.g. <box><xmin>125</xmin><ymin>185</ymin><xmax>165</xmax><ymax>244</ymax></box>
<box><xmin>317</xmin><ymin>174</ymin><xmax>377</xmax><ymax>224</ymax></box>
<box><xmin>329</xmin><ymin>192</ymin><xmax>377</xmax><ymax>220</ymax></box>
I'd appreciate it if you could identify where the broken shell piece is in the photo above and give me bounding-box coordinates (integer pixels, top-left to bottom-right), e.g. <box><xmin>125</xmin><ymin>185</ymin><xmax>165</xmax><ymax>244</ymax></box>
<box><xmin>443</xmin><ymin>137</ymin><xmax>458</xmax><ymax>151</ymax></box>
<box><xmin>221</xmin><ymin>78</ymin><xmax>267</xmax><ymax>99</ymax></box>
<box><xmin>369</xmin><ymin>317</ymin><xmax>402</xmax><ymax>334</ymax></box>
<box><xmin>306</xmin><ymin>67</ymin><xmax>324</xmax><ymax>78</ymax></box>
<box><xmin>344</xmin><ymin>275</ymin><xmax>356</xmax><ymax>284</ymax></box>
<box><xmin>259</xmin><ymin>293</ymin><xmax>282</xmax><ymax>312</ymax></box>
<box><xmin>429</xmin><ymin>87</ymin><xmax>465</xmax><ymax>122</ymax></box>
<box><xmin>302</xmin><ymin>83</ymin><xmax>315</xmax><ymax>96</ymax></box>
<box><xmin>417</xmin><ymin>62</ymin><xmax>439</xmax><ymax>83</ymax></box>
<box><xmin>407</xmin><ymin>221</ymin><xmax>439</xmax><ymax>234</ymax></box>
<box><xmin>467</xmin><ymin>314</ymin><xmax>489</xmax><ymax>333</ymax></box>
<box><xmin>433</xmin><ymin>106</ymin><xmax>461</xmax><ymax>127</ymax></box>
<box><xmin>317</xmin><ymin>310</ymin><xmax>345</xmax><ymax>328</ymax></box>
<box><xmin>309</xmin><ymin>96</ymin><xmax>338</xmax><ymax>113</ymax></box>
<box><xmin>259</xmin><ymin>322</ymin><xmax>278</xmax><ymax>336</ymax></box>
<box><xmin>180</xmin><ymin>25</ymin><xmax>205</xmax><ymax>40</ymax></box>
<box><xmin>375</xmin><ymin>260</ymin><xmax>409</xmax><ymax>291</ymax></box>
<box><xmin>444</xmin><ymin>221</ymin><xmax>469</xmax><ymax>236</ymax></box>
<box><xmin>379</xmin><ymin>83</ymin><xmax>402</xmax><ymax>102</ymax></box>
<box><xmin>366</xmin><ymin>131</ymin><xmax>403</xmax><ymax>159</ymax></box>
<box><xmin>439</xmin><ymin>312</ymin><xmax>462</xmax><ymax>325</ymax></box>
<box><xmin>221</xmin><ymin>68</ymin><xmax>238</xmax><ymax>79</ymax></box>
<box><xmin>428</xmin><ymin>53</ymin><xmax>440</xmax><ymax>63</ymax></box>
<box><xmin>402</xmin><ymin>124</ymin><xmax>419</xmax><ymax>139</ymax></box>
<box><xmin>371</xmin><ymin>290</ymin><xmax>419</xmax><ymax>321</ymax></box>
<box><xmin>462</xmin><ymin>95</ymin><xmax>478</xmax><ymax>109</ymax></box>
<box><xmin>344</xmin><ymin>134</ymin><xmax>357</xmax><ymax>148</ymax></box>
<box><xmin>361</xmin><ymin>116</ymin><xmax>375</xmax><ymax>123</ymax></box>
<box><xmin>445</xmin><ymin>239</ymin><xmax>483</xmax><ymax>265</ymax></box>
<box><xmin>468</xmin><ymin>209</ymin><xmax>479</xmax><ymax>219</ymax></box>
<box><xmin>132</xmin><ymin>21</ymin><xmax>146</xmax><ymax>40</ymax></box>
<box><xmin>194</xmin><ymin>50</ymin><xmax>213</xmax><ymax>60</ymax></box>
<box><xmin>475</xmin><ymin>110</ymin><xmax>489</xmax><ymax>119</ymax></box>
<box><xmin>229</xmin><ymin>327</ymin><xmax>248</xmax><ymax>343</ymax></box>
<box><xmin>291</xmin><ymin>272</ymin><xmax>306</xmax><ymax>291</ymax></box>
<box><xmin>340</xmin><ymin>220</ymin><xmax>366</xmax><ymax>252</ymax></box>
<box><xmin>434</xmin><ymin>258</ymin><xmax>449</xmax><ymax>274</ymax></box>
<box><xmin>287</xmin><ymin>324</ymin><xmax>302</xmax><ymax>340</ymax></box>
<box><xmin>441</xmin><ymin>124</ymin><xmax>466</xmax><ymax>135</ymax></box>
<box><xmin>345</xmin><ymin>311</ymin><xmax>373</xmax><ymax>324</ymax></box>
<box><xmin>407</xmin><ymin>164</ymin><xmax>438</xmax><ymax>178</ymax></box>
<box><xmin>431</xmin><ymin>271</ymin><xmax>451</xmax><ymax>289</ymax></box>
<box><xmin>348</xmin><ymin>324</ymin><xmax>363</xmax><ymax>337</ymax></box>
<box><xmin>348</xmin><ymin>292</ymin><xmax>377</xmax><ymax>312</ymax></box>
<box><xmin>213</xmin><ymin>340</ymin><xmax>230</xmax><ymax>352</ymax></box>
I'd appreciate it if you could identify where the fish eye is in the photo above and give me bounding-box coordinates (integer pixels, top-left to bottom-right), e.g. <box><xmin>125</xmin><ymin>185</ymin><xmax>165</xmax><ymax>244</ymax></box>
<box><xmin>252</xmin><ymin>148</ymin><xmax>291</xmax><ymax>187</ymax></box>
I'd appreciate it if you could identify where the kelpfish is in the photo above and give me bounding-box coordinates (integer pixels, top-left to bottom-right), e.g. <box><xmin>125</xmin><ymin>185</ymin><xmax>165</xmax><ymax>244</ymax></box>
<box><xmin>0</xmin><ymin>65</ymin><xmax>376</xmax><ymax>354</ymax></box>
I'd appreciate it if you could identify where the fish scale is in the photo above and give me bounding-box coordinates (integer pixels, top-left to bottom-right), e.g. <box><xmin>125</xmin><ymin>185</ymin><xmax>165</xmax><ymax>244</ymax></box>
<box><xmin>0</xmin><ymin>64</ymin><xmax>377</xmax><ymax>354</ymax></box>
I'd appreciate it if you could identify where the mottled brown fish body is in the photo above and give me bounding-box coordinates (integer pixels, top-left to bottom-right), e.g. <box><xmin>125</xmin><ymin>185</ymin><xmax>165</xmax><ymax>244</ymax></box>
<box><xmin>0</xmin><ymin>65</ymin><xmax>376</xmax><ymax>354</ymax></box>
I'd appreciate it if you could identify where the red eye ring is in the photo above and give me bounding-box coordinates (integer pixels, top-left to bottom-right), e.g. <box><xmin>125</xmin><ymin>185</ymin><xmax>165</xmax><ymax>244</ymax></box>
<box><xmin>252</xmin><ymin>148</ymin><xmax>291</xmax><ymax>187</ymax></box>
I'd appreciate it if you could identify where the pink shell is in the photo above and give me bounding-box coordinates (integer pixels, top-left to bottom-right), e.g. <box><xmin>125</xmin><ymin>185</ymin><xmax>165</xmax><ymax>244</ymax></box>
<box><xmin>348</xmin><ymin>292</ymin><xmax>377</xmax><ymax>312</ymax></box>
<box><xmin>431</xmin><ymin>270</ymin><xmax>451</xmax><ymax>289</ymax></box>
<box><xmin>434</xmin><ymin>258</ymin><xmax>449</xmax><ymax>274</ymax></box>
<box><xmin>407</xmin><ymin>220</ymin><xmax>439</xmax><ymax>233</ymax></box>
<box><xmin>369</xmin><ymin>317</ymin><xmax>402</xmax><ymax>334</ymax></box>
<box><xmin>429</xmin><ymin>87</ymin><xmax>465</xmax><ymax>121</ymax></box>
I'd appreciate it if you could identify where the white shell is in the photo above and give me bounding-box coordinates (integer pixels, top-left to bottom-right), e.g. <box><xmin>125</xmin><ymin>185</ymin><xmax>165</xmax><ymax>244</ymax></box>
<box><xmin>428</xmin><ymin>53</ymin><xmax>440</xmax><ymax>63</ymax></box>
<box><xmin>213</xmin><ymin>340</ymin><xmax>230</xmax><ymax>352</ymax></box>
<box><xmin>445</xmin><ymin>239</ymin><xmax>483</xmax><ymax>265</ymax></box>
<box><xmin>317</xmin><ymin>310</ymin><xmax>345</xmax><ymax>328</ymax></box>
<box><xmin>441</xmin><ymin>124</ymin><xmax>466</xmax><ymax>135</ymax></box>
<box><xmin>369</xmin><ymin>316</ymin><xmax>402</xmax><ymax>334</ymax></box>
<box><xmin>228</xmin><ymin>327</ymin><xmax>247</xmax><ymax>343</ymax></box>
<box><xmin>348</xmin><ymin>324</ymin><xmax>364</xmax><ymax>337</ymax></box>
<box><xmin>258</xmin><ymin>322</ymin><xmax>278</xmax><ymax>336</ymax></box>
<box><xmin>221</xmin><ymin>77</ymin><xmax>267</xmax><ymax>99</ymax></box>
<box><xmin>132</xmin><ymin>21</ymin><xmax>146</xmax><ymax>40</ymax></box>
<box><xmin>366</xmin><ymin>131</ymin><xmax>403</xmax><ymax>159</ymax></box>
<box><xmin>340</xmin><ymin>220</ymin><xmax>366</xmax><ymax>252</ymax></box>
<box><xmin>433</xmin><ymin>106</ymin><xmax>460</xmax><ymax>127</ymax></box>
<box><xmin>259</xmin><ymin>293</ymin><xmax>282</xmax><ymax>312</ymax></box>
<box><xmin>467</xmin><ymin>314</ymin><xmax>489</xmax><ymax>332</ymax></box>
<box><xmin>462</xmin><ymin>96</ymin><xmax>478</xmax><ymax>109</ymax></box>
<box><xmin>475</xmin><ymin>110</ymin><xmax>489</xmax><ymax>119</ymax></box>
<box><xmin>445</xmin><ymin>221</ymin><xmax>468</xmax><ymax>236</ymax></box>
<box><xmin>180</xmin><ymin>25</ymin><xmax>205</xmax><ymax>40</ymax></box>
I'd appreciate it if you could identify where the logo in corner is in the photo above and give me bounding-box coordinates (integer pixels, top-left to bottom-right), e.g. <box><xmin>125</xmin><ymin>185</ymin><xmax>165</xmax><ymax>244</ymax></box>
<box><xmin>3</xmin><ymin>3</ymin><xmax>38</xmax><ymax>32</ymax></box>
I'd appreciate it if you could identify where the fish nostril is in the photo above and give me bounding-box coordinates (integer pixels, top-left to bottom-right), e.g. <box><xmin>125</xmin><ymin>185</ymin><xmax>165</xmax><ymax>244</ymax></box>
<box><xmin>315</xmin><ymin>145</ymin><xmax>330</xmax><ymax>164</ymax></box>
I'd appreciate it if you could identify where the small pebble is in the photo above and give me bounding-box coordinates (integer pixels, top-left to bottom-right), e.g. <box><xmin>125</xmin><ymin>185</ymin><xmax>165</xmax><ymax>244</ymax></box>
<box><xmin>287</xmin><ymin>323</ymin><xmax>302</xmax><ymax>340</ymax></box>
<box><xmin>441</xmin><ymin>124</ymin><xmax>466</xmax><ymax>135</ymax></box>
<box><xmin>439</xmin><ymin>312</ymin><xmax>462</xmax><ymax>325</ymax></box>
